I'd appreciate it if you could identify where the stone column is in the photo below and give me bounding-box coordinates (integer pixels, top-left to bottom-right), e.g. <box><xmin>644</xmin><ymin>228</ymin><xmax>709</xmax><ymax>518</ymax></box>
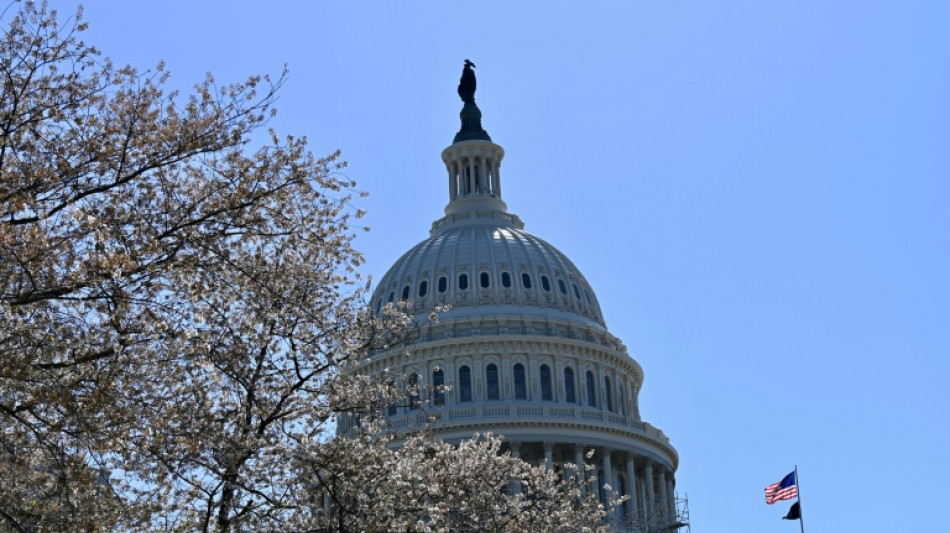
<box><xmin>543</xmin><ymin>442</ymin><xmax>554</xmax><ymax>470</ymax></box>
<box><xmin>510</xmin><ymin>442</ymin><xmax>522</xmax><ymax>495</ymax></box>
<box><xmin>493</xmin><ymin>160</ymin><xmax>501</xmax><ymax>197</ymax></box>
<box><xmin>448</xmin><ymin>165</ymin><xmax>457</xmax><ymax>200</ymax></box>
<box><xmin>667</xmin><ymin>475</ymin><xmax>677</xmax><ymax>524</ymax></box>
<box><xmin>481</xmin><ymin>155</ymin><xmax>488</xmax><ymax>195</ymax></box>
<box><xmin>489</xmin><ymin>158</ymin><xmax>498</xmax><ymax>196</ymax></box>
<box><xmin>574</xmin><ymin>444</ymin><xmax>586</xmax><ymax>497</ymax></box>
<box><xmin>602</xmin><ymin>448</ymin><xmax>615</xmax><ymax>525</ymax></box>
<box><xmin>639</xmin><ymin>477</ymin><xmax>649</xmax><ymax>525</ymax></box>
<box><xmin>625</xmin><ymin>455</ymin><xmax>638</xmax><ymax>522</ymax></box>
<box><xmin>658</xmin><ymin>469</ymin><xmax>669</xmax><ymax>528</ymax></box>
<box><xmin>467</xmin><ymin>159</ymin><xmax>474</xmax><ymax>195</ymax></box>
<box><xmin>579</xmin><ymin>366</ymin><xmax>589</xmax><ymax>407</ymax></box>
<box><xmin>644</xmin><ymin>462</ymin><xmax>655</xmax><ymax>523</ymax></box>
<box><xmin>474</xmin><ymin>156</ymin><xmax>482</xmax><ymax>194</ymax></box>
<box><xmin>444</xmin><ymin>362</ymin><xmax>456</xmax><ymax>407</ymax></box>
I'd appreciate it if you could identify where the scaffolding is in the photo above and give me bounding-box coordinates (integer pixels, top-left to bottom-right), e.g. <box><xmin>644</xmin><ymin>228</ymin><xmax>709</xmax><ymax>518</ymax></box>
<box><xmin>672</xmin><ymin>492</ymin><xmax>691</xmax><ymax>533</ymax></box>
<box><xmin>618</xmin><ymin>492</ymin><xmax>690</xmax><ymax>533</ymax></box>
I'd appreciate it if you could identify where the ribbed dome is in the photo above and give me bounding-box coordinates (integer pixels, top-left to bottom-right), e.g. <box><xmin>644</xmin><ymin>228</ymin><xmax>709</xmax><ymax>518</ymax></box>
<box><xmin>371</xmin><ymin>208</ymin><xmax>606</xmax><ymax>329</ymax></box>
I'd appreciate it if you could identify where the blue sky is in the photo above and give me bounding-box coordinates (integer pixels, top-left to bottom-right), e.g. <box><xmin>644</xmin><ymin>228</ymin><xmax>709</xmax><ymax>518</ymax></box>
<box><xmin>51</xmin><ymin>1</ymin><xmax>948</xmax><ymax>531</ymax></box>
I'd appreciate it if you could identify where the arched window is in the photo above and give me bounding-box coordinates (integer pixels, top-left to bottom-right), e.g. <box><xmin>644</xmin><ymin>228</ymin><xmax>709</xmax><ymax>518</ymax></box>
<box><xmin>558</xmin><ymin>279</ymin><xmax>568</xmax><ymax>295</ymax></box>
<box><xmin>604</xmin><ymin>375</ymin><xmax>613</xmax><ymax>412</ymax></box>
<box><xmin>459</xmin><ymin>366</ymin><xmax>472</xmax><ymax>402</ymax></box>
<box><xmin>573</xmin><ymin>283</ymin><xmax>581</xmax><ymax>299</ymax></box>
<box><xmin>541</xmin><ymin>275</ymin><xmax>551</xmax><ymax>292</ymax></box>
<box><xmin>564</xmin><ymin>367</ymin><xmax>576</xmax><ymax>403</ymax></box>
<box><xmin>486</xmin><ymin>364</ymin><xmax>500</xmax><ymax>400</ymax></box>
<box><xmin>407</xmin><ymin>373</ymin><xmax>420</xmax><ymax>410</ymax></box>
<box><xmin>501</xmin><ymin>272</ymin><xmax>512</xmax><ymax>288</ymax></box>
<box><xmin>418</xmin><ymin>280</ymin><xmax>428</xmax><ymax>298</ymax></box>
<box><xmin>540</xmin><ymin>364</ymin><xmax>553</xmax><ymax>401</ymax></box>
<box><xmin>458</xmin><ymin>273</ymin><xmax>469</xmax><ymax>290</ymax></box>
<box><xmin>513</xmin><ymin>363</ymin><xmax>527</xmax><ymax>400</ymax></box>
<box><xmin>586</xmin><ymin>371</ymin><xmax>597</xmax><ymax>407</ymax></box>
<box><xmin>438</xmin><ymin>276</ymin><xmax>447</xmax><ymax>293</ymax></box>
<box><xmin>521</xmin><ymin>273</ymin><xmax>532</xmax><ymax>289</ymax></box>
<box><xmin>388</xmin><ymin>291</ymin><xmax>394</xmax><ymax>303</ymax></box>
<box><xmin>480</xmin><ymin>272</ymin><xmax>490</xmax><ymax>288</ymax></box>
<box><xmin>432</xmin><ymin>368</ymin><xmax>445</xmax><ymax>407</ymax></box>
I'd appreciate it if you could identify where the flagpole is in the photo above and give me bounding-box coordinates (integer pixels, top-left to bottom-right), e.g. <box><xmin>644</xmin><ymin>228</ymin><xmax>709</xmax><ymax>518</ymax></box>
<box><xmin>795</xmin><ymin>465</ymin><xmax>805</xmax><ymax>533</ymax></box>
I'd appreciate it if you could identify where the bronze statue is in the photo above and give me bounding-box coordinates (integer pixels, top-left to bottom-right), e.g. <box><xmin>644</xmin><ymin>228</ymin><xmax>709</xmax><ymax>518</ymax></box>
<box><xmin>458</xmin><ymin>59</ymin><xmax>476</xmax><ymax>104</ymax></box>
<box><xmin>452</xmin><ymin>59</ymin><xmax>490</xmax><ymax>142</ymax></box>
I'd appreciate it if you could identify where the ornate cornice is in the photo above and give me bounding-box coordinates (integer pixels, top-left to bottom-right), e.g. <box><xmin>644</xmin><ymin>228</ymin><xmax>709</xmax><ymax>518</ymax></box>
<box><xmin>376</xmin><ymin>411</ymin><xmax>678</xmax><ymax>470</ymax></box>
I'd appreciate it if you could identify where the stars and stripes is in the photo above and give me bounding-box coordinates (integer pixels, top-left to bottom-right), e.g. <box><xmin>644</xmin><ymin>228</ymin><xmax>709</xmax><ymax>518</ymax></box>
<box><xmin>764</xmin><ymin>471</ymin><xmax>798</xmax><ymax>504</ymax></box>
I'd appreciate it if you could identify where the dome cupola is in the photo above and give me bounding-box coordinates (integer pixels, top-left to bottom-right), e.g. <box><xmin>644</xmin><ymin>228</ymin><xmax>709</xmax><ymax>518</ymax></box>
<box><xmin>443</xmin><ymin>58</ymin><xmax>506</xmax><ymax>217</ymax></box>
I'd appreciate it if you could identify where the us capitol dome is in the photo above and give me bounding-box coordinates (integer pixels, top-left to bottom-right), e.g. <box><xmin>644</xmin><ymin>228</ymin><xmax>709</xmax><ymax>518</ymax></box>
<box><xmin>347</xmin><ymin>61</ymin><xmax>689</xmax><ymax>532</ymax></box>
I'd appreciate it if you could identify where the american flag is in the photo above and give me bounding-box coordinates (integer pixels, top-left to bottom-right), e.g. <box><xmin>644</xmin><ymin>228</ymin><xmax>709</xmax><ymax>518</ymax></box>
<box><xmin>764</xmin><ymin>471</ymin><xmax>798</xmax><ymax>504</ymax></box>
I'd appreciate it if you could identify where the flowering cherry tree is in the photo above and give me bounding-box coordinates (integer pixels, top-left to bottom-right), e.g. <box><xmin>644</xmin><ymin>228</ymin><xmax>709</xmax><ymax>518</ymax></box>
<box><xmin>0</xmin><ymin>3</ymin><xmax>612</xmax><ymax>532</ymax></box>
<box><xmin>294</xmin><ymin>420</ymin><xmax>613</xmax><ymax>533</ymax></box>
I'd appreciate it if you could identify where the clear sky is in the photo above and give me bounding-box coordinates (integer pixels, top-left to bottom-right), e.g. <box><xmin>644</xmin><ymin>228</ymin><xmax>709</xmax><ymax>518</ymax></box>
<box><xmin>46</xmin><ymin>1</ymin><xmax>949</xmax><ymax>531</ymax></box>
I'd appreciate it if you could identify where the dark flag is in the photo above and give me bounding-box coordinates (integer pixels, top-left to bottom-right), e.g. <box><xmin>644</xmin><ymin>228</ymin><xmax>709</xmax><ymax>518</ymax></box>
<box><xmin>783</xmin><ymin>501</ymin><xmax>801</xmax><ymax>520</ymax></box>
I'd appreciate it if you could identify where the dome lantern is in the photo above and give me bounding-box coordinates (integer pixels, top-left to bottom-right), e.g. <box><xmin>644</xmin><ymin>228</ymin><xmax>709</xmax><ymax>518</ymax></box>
<box><xmin>443</xmin><ymin>60</ymin><xmax>507</xmax><ymax>217</ymax></box>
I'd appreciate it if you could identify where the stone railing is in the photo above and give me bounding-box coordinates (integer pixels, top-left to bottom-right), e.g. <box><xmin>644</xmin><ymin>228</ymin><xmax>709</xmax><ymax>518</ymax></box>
<box><xmin>429</xmin><ymin>209</ymin><xmax>524</xmax><ymax>234</ymax></box>
<box><xmin>377</xmin><ymin>404</ymin><xmax>670</xmax><ymax>446</ymax></box>
<box><xmin>368</xmin><ymin>315</ymin><xmax>625</xmax><ymax>357</ymax></box>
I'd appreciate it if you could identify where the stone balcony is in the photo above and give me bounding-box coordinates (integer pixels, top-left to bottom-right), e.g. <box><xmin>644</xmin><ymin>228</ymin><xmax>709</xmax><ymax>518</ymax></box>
<box><xmin>381</xmin><ymin>403</ymin><xmax>674</xmax><ymax>455</ymax></box>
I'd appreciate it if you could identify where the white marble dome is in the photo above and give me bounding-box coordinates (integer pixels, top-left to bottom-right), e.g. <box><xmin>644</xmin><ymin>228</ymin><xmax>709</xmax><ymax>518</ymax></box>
<box><xmin>345</xmin><ymin>80</ymin><xmax>687</xmax><ymax>532</ymax></box>
<box><xmin>371</xmin><ymin>209</ymin><xmax>605</xmax><ymax>328</ymax></box>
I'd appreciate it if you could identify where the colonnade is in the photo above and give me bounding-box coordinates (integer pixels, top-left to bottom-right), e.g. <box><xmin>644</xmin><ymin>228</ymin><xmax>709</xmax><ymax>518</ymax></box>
<box><xmin>442</xmin><ymin>140</ymin><xmax>505</xmax><ymax>202</ymax></box>
<box><xmin>506</xmin><ymin>440</ymin><xmax>679</xmax><ymax>531</ymax></box>
<box><xmin>446</xmin><ymin>153</ymin><xmax>501</xmax><ymax>199</ymax></box>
